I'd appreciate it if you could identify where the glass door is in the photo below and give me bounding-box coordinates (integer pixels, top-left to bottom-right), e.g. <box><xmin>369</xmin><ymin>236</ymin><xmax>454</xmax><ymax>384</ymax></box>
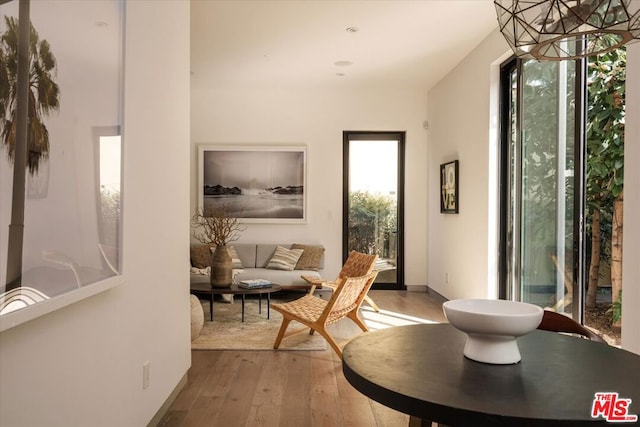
<box><xmin>500</xmin><ymin>58</ymin><xmax>585</xmax><ymax>320</ymax></box>
<box><xmin>343</xmin><ymin>132</ymin><xmax>404</xmax><ymax>289</ymax></box>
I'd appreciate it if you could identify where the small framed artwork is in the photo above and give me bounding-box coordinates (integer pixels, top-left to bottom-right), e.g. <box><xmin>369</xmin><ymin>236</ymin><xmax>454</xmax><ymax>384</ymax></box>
<box><xmin>440</xmin><ymin>160</ymin><xmax>458</xmax><ymax>214</ymax></box>
<box><xmin>198</xmin><ymin>145</ymin><xmax>307</xmax><ymax>223</ymax></box>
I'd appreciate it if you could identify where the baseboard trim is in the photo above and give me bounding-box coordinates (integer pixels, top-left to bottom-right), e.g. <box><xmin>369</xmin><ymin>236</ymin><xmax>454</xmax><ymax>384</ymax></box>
<box><xmin>147</xmin><ymin>372</ymin><xmax>188</xmax><ymax>427</ymax></box>
<box><xmin>425</xmin><ymin>286</ymin><xmax>448</xmax><ymax>302</ymax></box>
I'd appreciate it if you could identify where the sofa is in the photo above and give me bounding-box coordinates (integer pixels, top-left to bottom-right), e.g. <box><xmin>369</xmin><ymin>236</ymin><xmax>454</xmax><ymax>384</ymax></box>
<box><xmin>190</xmin><ymin>243</ymin><xmax>325</xmax><ymax>292</ymax></box>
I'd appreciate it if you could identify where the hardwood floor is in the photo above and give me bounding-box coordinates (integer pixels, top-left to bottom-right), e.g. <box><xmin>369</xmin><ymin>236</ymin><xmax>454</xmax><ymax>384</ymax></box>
<box><xmin>158</xmin><ymin>289</ymin><xmax>447</xmax><ymax>427</ymax></box>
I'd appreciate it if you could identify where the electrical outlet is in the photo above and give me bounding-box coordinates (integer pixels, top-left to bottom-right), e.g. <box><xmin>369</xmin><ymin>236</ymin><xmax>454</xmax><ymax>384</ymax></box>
<box><xmin>143</xmin><ymin>361</ymin><xmax>150</xmax><ymax>390</ymax></box>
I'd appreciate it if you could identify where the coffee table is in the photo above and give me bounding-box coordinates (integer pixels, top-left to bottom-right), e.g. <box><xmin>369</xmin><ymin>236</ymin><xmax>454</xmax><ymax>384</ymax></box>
<box><xmin>190</xmin><ymin>282</ymin><xmax>281</xmax><ymax>322</ymax></box>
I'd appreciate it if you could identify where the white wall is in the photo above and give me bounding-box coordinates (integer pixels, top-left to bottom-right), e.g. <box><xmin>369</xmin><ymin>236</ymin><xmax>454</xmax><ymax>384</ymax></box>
<box><xmin>622</xmin><ymin>43</ymin><xmax>640</xmax><ymax>354</ymax></box>
<box><xmin>427</xmin><ymin>30</ymin><xmax>510</xmax><ymax>300</ymax></box>
<box><xmin>0</xmin><ymin>2</ymin><xmax>191</xmax><ymax>425</ymax></box>
<box><xmin>190</xmin><ymin>85</ymin><xmax>429</xmax><ymax>287</ymax></box>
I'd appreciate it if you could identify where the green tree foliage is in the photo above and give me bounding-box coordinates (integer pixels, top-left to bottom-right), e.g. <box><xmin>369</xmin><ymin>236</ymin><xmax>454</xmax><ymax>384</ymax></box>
<box><xmin>519</xmin><ymin>59</ymin><xmax>577</xmax><ymax>286</ymax></box>
<box><xmin>586</xmin><ymin>48</ymin><xmax>625</xmax><ymax>214</ymax></box>
<box><xmin>607</xmin><ymin>289</ymin><xmax>622</xmax><ymax>324</ymax></box>
<box><xmin>0</xmin><ymin>15</ymin><xmax>60</xmax><ymax>174</ymax></box>
<box><xmin>348</xmin><ymin>191</ymin><xmax>396</xmax><ymax>257</ymax></box>
<box><xmin>585</xmin><ymin>47</ymin><xmax>625</xmax><ymax>313</ymax></box>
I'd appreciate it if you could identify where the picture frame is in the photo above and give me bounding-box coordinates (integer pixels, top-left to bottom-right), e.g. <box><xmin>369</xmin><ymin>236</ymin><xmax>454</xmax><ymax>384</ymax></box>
<box><xmin>198</xmin><ymin>145</ymin><xmax>307</xmax><ymax>223</ymax></box>
<box><xmin>440</xmin><ymin>160</ymin><xmax>459</xmax><ymax>214</ymax></box>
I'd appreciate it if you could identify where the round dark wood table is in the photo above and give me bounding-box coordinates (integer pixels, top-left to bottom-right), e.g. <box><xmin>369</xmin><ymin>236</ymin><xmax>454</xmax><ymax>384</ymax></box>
<box><xmin>342</xmin><ymin>323</ymin><xmax>640</xmax><ymax>426</ymax></box>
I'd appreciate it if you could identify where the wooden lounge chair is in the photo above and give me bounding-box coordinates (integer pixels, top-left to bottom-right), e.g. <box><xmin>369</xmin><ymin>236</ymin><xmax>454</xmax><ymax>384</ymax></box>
<box><xmin>271</xmin><ymin>271</ymin><xmax>378</xmax><ymax>357</ymax></box>
<box><xmin>302</xmin><ymin>250</ymin><xmax>380</xmax><ymax>312</ymax></box>
<box><xmin>537</xmin><ymin>309</ymin><xmax>606</xmax><ymax>343</ymax></box>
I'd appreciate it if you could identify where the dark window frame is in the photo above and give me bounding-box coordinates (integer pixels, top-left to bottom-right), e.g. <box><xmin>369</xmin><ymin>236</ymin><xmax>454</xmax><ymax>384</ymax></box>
<box><xmin>498</xmin><ymin>56</ymin><xmax>586</xmax><ymax>321</ymax></box>
<box><xmin>342</xmin><ymin>131</ymin><xmax>405</xmax><ymax>290</ymax></box>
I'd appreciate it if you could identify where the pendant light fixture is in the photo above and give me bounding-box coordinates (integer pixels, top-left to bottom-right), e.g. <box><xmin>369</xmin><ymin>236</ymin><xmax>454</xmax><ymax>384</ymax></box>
<box><xmin>494</xmin><ymin>0</ymin><xmax>640</xmax><ymax>60</ymax></box>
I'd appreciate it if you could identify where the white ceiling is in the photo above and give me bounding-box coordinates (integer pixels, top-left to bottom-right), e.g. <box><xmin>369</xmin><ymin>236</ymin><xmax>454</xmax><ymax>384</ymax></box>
<box><xmin>190</xmin><ymin>0</ymin><xmax>501</xmax><ymax>93</ymax></box>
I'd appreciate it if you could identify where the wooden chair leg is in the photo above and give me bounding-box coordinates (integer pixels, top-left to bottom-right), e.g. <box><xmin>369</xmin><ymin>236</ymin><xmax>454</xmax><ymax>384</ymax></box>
<box><xmin>315</xmin><ymin>327</ymin><xmax>343</xmax><ymax>358</ymax></box>
<box><xmin>273</xmin><ymin>317</ymin><xmax>292</xmax><ymax>349</ymax></box>
<box><xmin>364</xmin><ymin>295</ymin><xmax>380</xmax><ymax>312</ymax></box>
<box><xmin>347</xmin><ymin>311</ymin><xmax>369</xmax><ymax>333</ymax></box>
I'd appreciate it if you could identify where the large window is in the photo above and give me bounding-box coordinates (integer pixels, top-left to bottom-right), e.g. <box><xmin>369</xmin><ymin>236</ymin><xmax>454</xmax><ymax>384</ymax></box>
<box><xmin>499</xmin><ymin>57</ymin><xmax>584</xmax><ymax>317</ymax></box>
<box><xmin>499</xmin><ymin>50</ymin><xmax>626</xmax><ymax>345</ymax></box>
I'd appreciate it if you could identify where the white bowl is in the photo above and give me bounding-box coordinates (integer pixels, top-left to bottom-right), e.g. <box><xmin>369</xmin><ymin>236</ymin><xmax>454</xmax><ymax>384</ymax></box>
<box><xmin>443</xmin><ymin>299</ymin><xmax>543</xmax><ymax>364</ymax></box>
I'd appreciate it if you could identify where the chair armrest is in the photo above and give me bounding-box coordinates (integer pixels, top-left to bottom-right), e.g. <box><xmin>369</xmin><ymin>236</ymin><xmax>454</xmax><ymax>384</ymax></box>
<box><xmin>302</xmin><ymin>275</ymin><xmax>335</xmax><ymax>294</ymax></box>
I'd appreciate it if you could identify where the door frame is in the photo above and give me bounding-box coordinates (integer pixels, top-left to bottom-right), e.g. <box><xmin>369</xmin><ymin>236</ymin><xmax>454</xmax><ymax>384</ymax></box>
<box><xmin>498</xmin><ymin>57</ymin><xmax>587</xmax><ymax>321</ymax></box>
<box><xmin>342</xmin><ymin>131</ymin><xmax>405</xmax><ymax>290</ymax></box>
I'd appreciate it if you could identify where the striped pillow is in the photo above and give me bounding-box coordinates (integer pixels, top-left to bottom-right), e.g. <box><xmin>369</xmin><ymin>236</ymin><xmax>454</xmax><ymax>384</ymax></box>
<box><xmin>266</xmin><ymin>246</ymin><xmax>304</xmax><ymax>271</ymax></box>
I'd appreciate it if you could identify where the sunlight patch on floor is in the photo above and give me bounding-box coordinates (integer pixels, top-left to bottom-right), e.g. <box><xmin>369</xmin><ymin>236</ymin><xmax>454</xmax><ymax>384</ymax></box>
<box><xmin>360</xmin><ymin>306</ymin><xmax>437</xmax><ymax>331</ymax></box>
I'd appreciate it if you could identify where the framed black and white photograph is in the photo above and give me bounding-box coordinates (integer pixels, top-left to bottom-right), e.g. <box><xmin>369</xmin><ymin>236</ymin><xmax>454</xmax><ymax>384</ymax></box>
<box><xmin>440</xmin><ymin>160</ymin><xmax>458</xmax><ymax>214</ymax></box>
<box><xmin>198</xmin><ymin>145</ymin><xmax>307</xmax><ymax>223</ymax></box>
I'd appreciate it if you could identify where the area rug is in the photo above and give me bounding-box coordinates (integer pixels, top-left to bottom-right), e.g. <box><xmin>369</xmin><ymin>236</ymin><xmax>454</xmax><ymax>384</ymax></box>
<box><xmin>191</xmin><ymin>298</ymin><xmax>327</xmax><ymax>351</ymax></box>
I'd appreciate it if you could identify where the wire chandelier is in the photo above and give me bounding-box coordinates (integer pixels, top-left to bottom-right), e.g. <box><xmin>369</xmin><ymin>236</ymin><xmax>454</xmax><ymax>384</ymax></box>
<box><xmin>494</xmin><ymin>0</ymin><xmax>640</xmax><ymax>60</ymax></box>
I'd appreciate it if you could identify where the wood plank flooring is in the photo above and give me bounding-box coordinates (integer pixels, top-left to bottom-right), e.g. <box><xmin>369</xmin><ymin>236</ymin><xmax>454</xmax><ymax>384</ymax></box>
<box><xmin>158</xmin><ymin>289</ymin><xmax>447</xmax><ymax>427</ymax></box>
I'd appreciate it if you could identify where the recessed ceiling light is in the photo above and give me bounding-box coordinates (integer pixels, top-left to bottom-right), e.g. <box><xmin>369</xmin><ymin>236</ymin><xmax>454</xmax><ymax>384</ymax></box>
<box><xmin>334</xmin><ymin>60</ymin><xmax>352</xmax><ymax>67</ymax></box>
<box><xmin>346</xmin><ymin>27</ymin><xmax>359</xmax><ymax>33</ymax></box>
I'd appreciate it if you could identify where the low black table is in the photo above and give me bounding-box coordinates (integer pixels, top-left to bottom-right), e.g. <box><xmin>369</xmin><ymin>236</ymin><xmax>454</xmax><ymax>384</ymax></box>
<box><xmin>342</xmin><ymin>323</ymin><xmax>640</xmax><ymax>426</ymax></box>
<box><xmin>190</xmin><ymin>282</ymin><xmax>281</xmax><ymax>322</ymax></box>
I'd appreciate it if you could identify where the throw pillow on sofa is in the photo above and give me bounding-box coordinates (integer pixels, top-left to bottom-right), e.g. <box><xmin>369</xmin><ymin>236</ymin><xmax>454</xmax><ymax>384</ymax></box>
<box><xmin>191</xmin><ymin>244</ymin><xmax>243</xmax><ymax>269</ymax></box>
<box><xmin>267</xmin><ymin>246</ymin><xmax>304</xmax><ymax>271</ymax></box>
<box><xmin>291</xmin><ymin>243</ymin><xmax>324</xmax><ymax>271</ymax></box>
<box><xmin>190</xmin><ymin>244</ymin><xmax>215</xmax><ymax>268</ymax></box>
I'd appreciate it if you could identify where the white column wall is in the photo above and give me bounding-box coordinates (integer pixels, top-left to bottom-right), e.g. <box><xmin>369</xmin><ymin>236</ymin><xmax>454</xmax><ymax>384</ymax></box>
<box><xmin>0</xmin><ymin>2</ymin><xmax>191</xmax><ymax>425</ymax></box>
<box><xmin>427</xmin><ymin>30</ymin><xmax>510</xmax><ymax>300</ymax></box>
<box><xmin>622</xmin><ymin>43</ymin><xmax>639</xmax><ymax>354</ymax></box>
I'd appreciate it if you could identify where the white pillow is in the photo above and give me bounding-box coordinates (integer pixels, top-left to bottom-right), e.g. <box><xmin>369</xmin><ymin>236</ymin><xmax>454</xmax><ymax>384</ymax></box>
<box><xmin>228</xmin><ymin>246</ymin><xmax>244</xmax><ymax>269</ymax></box>
<box><xmin>266</xmin><ymin>246</ymin><xmax>304</xmax><ymax>271</ymax></box>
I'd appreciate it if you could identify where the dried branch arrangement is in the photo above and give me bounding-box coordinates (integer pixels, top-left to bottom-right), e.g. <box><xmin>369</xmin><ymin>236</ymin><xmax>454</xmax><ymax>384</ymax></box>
<box><xmin>191</xmin><ymin>205</ymin><xmax>245</xmax><ymax>246</ymax></box>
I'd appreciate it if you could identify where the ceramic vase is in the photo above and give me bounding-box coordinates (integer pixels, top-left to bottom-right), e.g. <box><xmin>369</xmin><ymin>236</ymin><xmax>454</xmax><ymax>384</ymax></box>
<box><xmin>210</xmin><ymin>245</ymin><xmax>233</xmax><ymax>288</ymax></box>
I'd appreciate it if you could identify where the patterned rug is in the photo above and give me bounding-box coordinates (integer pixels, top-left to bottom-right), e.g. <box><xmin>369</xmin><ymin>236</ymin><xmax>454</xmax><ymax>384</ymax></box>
<box><xmin>191</xmin><ymin>295</ymin><xmax>437</xmax><ymax>351</ymax></box>
<box><xmin>191</xmin><ymin>297</ymin><xmax>327</xmax><ymax>351</ymax></box>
